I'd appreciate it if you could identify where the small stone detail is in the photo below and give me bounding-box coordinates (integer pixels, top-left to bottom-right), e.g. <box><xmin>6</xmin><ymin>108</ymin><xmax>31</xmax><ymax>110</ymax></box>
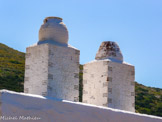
<box><xmin>103</xmin><ymin>82</ymin><xmax>108</xmax><ymax>87</ymax></box>
<box><xmin>83</xmin><ymin>80</ymin><xmax>87</xmax><ymax>84</ymax></box>
<box><xmin>48</xmin><ymin>74</ymin><xmax>53</xmax><ymax>80</ymax></box>
<box><xmin>42</xmin><ymin>92</ymin><xmax>47</xmax><ymax>96</ymax></box>
<box><xmin>26</xmin><ymin>53</ymin><xmax>31</xmax><ymax>58</ymax></box>
<box><xmin>83</xmin><ymin>69</ymin><xmax>88</xmax><ymax>73</ymax></box>
<box><xmin>108</xmin><ymin>66</ymin><xmax>112</xmax><ymax>71</ymax></box>
<box><xmin>90</xmin><ymin>96</ymin><xmax>95</xmax><ymax>99</ymax></box>
<box><xmin>103</xmin><ymin>93</ymin><xmax>108</xmax><ymax>97</ymax></box>
<box><xmin>75</xmin><ymin>50</ymin><xmax>80</xmax><ymax>55</ymax></box>
<box><xmin>42</xmin><ymin>80</ymin><xmax>48</xmax><ymax>85</ymax></box>
<box><xmin>102</xmin><ymin>72</ymin><xmax>107</xmax><ymax>76</ymax></box>
<box><xmin>108</xmin><ymin>88</ymin><xmax>112</xmax><ymax>93</ymax></box>
<box><xmin>131</xmin><ymin>92</ymin><xmax>135</xmax><ymax>96</ymax></box>
<box><xmin>49</xmin><ymin>50</ymin><xmax>54</xmax><ymax>56</ymax></box>
<box><xmin>74</xmin><ymin>85</ymin><xmax>79</xmax><ymax>90</ymax></box>
<box><xmin>83</xmin><ymin>90</ymin><xmax>88</xmax><ymax>94</ymax></box>
<box><xmin>48</xmin><ymin>62</ymin><xmax>53</xmax><ymax>67</ymax></box>
<box><xmin>25</xmin><ymin>65</ymin><xmax>30</xmax><ymax>70</ymax></box>
<box><xmin>74</xmin><ymin>97</ymin><xmax>79</xmax><ymax>102</ymax></box>
<box><xmin>131</xmin><ymin>81</ymin><xmax>135</xmax><ymax>86</ymax></box>
<box><xmin>47</xmin><ymin>86</ymin><xmax>52</xmax><ymax>91</ymax></box>
<box><xmin>131</xmin><ymin>71</ymin><xmax>135</xmax><ymax>75</ymax></box>
<box><xmin>103</xmin><ymin>103</ymin><xmax>108</xmax><ymax>106</ymax></box>
<box><xmin>24</xmin><ymin>77</ymin><xmax>29</xmax><ymax>81</ymax></box>
<box><xmin>74</xmin><ymin>73</ymin><xmax>79</xmax><ymax>78</ymax></box>
<box><xmin>108</xmin><ymin>98</ymin><xmax>112</xmax><ymax>103</ymax></box>
<box><xmin>91</xmin><ymin>74</ymin><xmax>94</xmax><ymax>78</ymax></box>
<box><xmin>103</xmin><ymin>62</ymin><xmax>108</xmax><ymax>66</ymax></box>
<box><xmin>76</xmin><ymin>61</ymin><xmax>80</xmax><ymax>66</ymax></box>
<box><xmin>107</xmin><ymin>77</ymin><xmax>112</xmax><ymax>82</ymax></box>
<box><xmin>24</xmin><ymin>88</ymin><xmax>29</xmax><ymax>93</ymax></box>
<box><xmin>83</xmin><ymin>100</ymin><xmax>87</xmax><ymax>103</ymax></box>
<box><xmin>132</xmin><ymin>103</ymin><xmax>135</xmax><ymax>107</ymax></box>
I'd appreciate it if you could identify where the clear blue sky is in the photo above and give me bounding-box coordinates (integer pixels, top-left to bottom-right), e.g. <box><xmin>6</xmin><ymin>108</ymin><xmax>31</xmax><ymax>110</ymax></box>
<box><xmin>0</xmin><ymin>0</ymin><xmax>162</xmax><ymax>88</ymax></box>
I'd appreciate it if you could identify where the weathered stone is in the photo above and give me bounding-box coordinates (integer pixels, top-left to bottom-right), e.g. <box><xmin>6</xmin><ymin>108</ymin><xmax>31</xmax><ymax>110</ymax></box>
<box><xmin>42</xmin><ymin>92</ymin><xmax>47</xmax><ymax>96</ymax></box>
<box><xmin>108</xmin><ymin>98</ymin><xmax>112</xmax><ymax>103</ymax></box>
<box><xmin>48</xmin><ymin>74</ymin><xmax>53</xmax><ymax>80</ymax></box>
<box><xmin>83</xmin><ymin>90</ymin><xmax>88</xmax><ymax>94</ymax></box>
<box><xmin>108</xmin><ymin>66</ymin><xmax>112</xmax><ymax>71</ymax></box>
<box><xmin>107</xmin><ymin>77</ymin><xmax>112</xmax><ymax>82</ymax></box>
<box><xmin>74</xmin><ymin>97</ymin><xmax>79</xmax><ymax>102</ymax></box>
<box><xmin>83</xmin><ymin>80</ymin><xmax>87</xmax><ymax>84</ymax></box>
<box><xmin>95</xmin><ymin>41</ymin><xmax>123</xmax><ymax>63</ymax></box>
<box><xmin>25</xmin><ymin>65</ymin><xmax>30</xmax><ymax>70</ymax></box>
<box><xmin>108</xmin><ymin>88</ymin><xmax>112</xmax><ymax>93</ymax></box>
<box><xmin>74</xmin><ymin>85</ymin><xmax>79</xmax><ymax>90</ymax></box>
<box><xmin>25</xmin><ymin>53</ymin><xmax>31</xmax><ymax>58</ymax></box>
<box><xmin>83</xmin><ymin>100</ymin><xmax>87</xmax><ymax>103</ymax></box>
<box><xmin>103</xmin><ymin>93</ymin><xmax>108</xmax><ymax>97</ymax></box>
<box><xmin>103</xmin><ymin>82</ymin><xmax>108</xmax><ymax>87</ymax></box>
<box><xmin>74</xmin><ymin>73</ymin><xmax>79</xmax><ymax>78</ymax></box>
<box><xmin>131</xmin><ymin>92</ymin><xmax>135</xmax><ymax>96</ymax></box>
<box><xmin>83</xmin><ymin>41</ymin><xmax>135</xmax><ymax>112</ymax></box>
<box><xmin>24</xmin><ymin>77</ymin><xmax>29</xmax><ymax>81</ymax></box>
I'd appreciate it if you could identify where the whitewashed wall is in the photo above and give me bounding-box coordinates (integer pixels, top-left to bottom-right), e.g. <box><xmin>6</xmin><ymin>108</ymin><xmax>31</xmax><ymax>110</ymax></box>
<box><xmin>48</xmin><ymin>44</ymin><xmax>80</xmax><ymax>101</ymax></box>
<box><xmin>83</xmin><ymin>59</ymin><xmax>135</xmax><ymax>112</ymax></box>
<box><xmin>24</xmin><ymin>44</ymin><xmax>49</xmax><ymax>96</ymax></box>
<box><xmin>0</xmin><ymin>90</ymin><xmax>161</xmax><ymax>122</ymax></box>
<box><xmin>83</xmin><ymin>60</ymin><xmax>108</xmax><ymax>106</ymax></box>
<box><xmin>24</xmin><ymin>44</ymin><xmax>80</xmax><ymax>101</ymax></box>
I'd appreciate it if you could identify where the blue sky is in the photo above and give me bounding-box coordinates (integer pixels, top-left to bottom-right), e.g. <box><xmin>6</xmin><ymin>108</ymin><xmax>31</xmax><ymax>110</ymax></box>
<box><xmin>0</xmin><ymin>0</ymin><xmax>162</xmax><ymax>88</ymax></box>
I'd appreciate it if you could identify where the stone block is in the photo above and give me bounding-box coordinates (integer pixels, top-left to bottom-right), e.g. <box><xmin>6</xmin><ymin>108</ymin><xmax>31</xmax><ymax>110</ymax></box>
<box><xmin>83</xmin><ymin>60</ymin><xmax>135</xmax><ymax>112</ymax></box>
<box><xmin>24</xmin><ymin>44</ymin><xmax>79</xmax><ymax>102</ymax></box>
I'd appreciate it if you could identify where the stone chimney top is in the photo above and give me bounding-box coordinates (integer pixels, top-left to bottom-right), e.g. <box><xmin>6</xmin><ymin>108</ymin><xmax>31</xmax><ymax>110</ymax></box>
<box><xmin>38</xmin><ymin>16</ymin><xmax>68</xmax><ymax>46</ymax></box>
<box><xmin>95</xmin><ymin>41</ymin><xmax>123</xmax><ymax>63</ymax></box>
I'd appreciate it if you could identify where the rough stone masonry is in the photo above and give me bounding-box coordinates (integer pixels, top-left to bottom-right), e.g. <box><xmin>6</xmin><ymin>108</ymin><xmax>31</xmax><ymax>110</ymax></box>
<box><xmin>24</xmin><ymin>17</ymin><xmax>80</xmax><ymax>102</ymax></box>
<box><xmin>83</xmin><ymin>41</ymin><xmax>135</xmax><ymax>112</ymax></box>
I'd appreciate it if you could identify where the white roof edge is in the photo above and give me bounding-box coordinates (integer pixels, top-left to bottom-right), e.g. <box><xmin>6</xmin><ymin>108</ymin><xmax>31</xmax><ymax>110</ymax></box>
<box><xmin>0</xmin><ymin>89</ymin><xmax>162</xmax><ymax>120</ymax></box>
